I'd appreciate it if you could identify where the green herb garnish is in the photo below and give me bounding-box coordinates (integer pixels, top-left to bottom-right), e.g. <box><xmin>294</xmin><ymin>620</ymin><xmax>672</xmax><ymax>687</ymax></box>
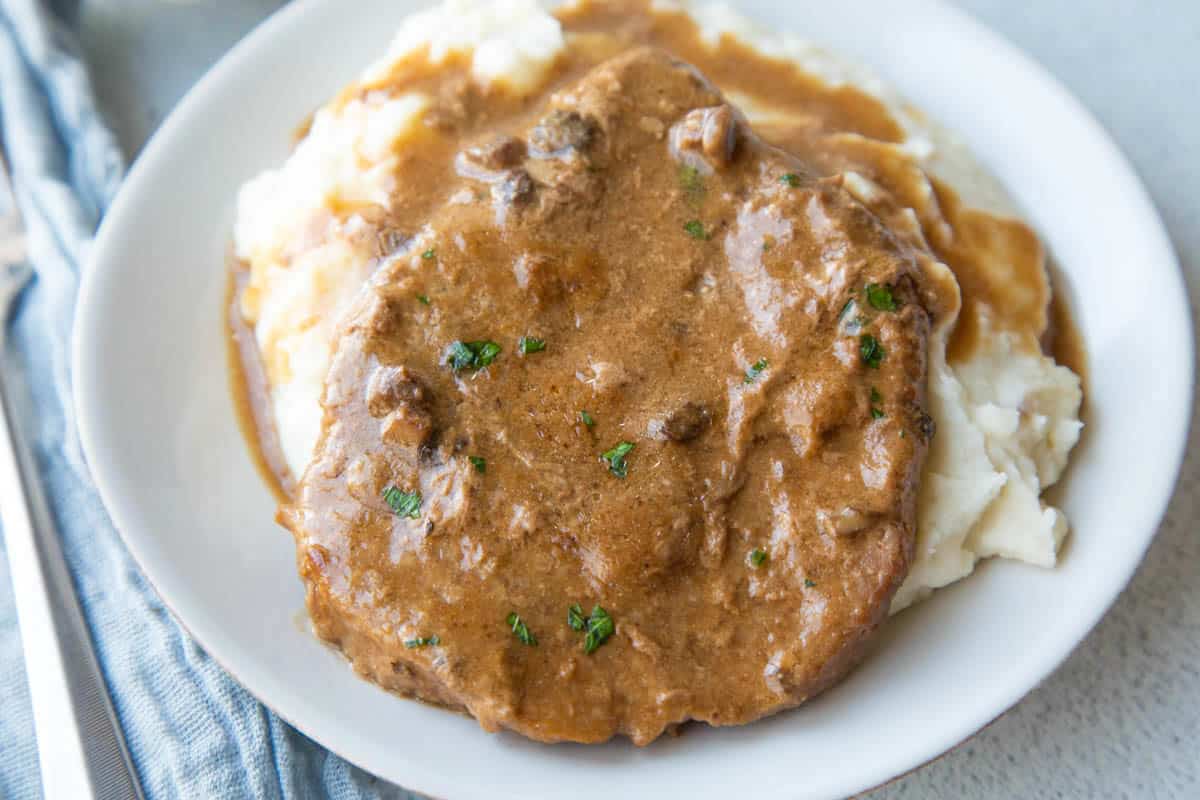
<box><xmin>416</xmin><ymin>294</ymin><xmax>431</xmax><ymax>305</ymax></box>
<box><xmin>579</xmin><ymin>410</ymin><xmax>595</xmax><ymax>428</ymax></box>
<box><xmin>804</xmin><ymin>578</ymin><xmax>817</xmax><ymax>588</ymax></box>
<box><xmin>870</xmin><ymin>387</ymin><xmax>885</xmax><ymax>419</ymax></box>
<box><xmin>404</xmin><ymin>635</ymin><xmax>439</xmax><ymax>648</ymax></box>
<box><xmin>601</xmin><ymin>441</ymin><xmax>635</xmax><ymax>478</ymax></box>
<box><xmin>865</xmin><ymin>283</ymin><xmax>899</xmax><ymax>311</ymax></box>
<box><xmin>382</xmin><ymin>486</ymin><xmax>422</xmax><ymax>519</ymax></box>
<box><xmin>683</xmin><ymin>220</ymin><xmax>709</xmax><ymax>240</ymax></box>
<box><xmin>566</xmin><ymin>605</ymin><xmax>616</xmax><ymax>654</ymax></box>
<box><xmin>422</xmin><ymin>249</ymin><xmax>437</xmax><ymax>260</ymax></box>
<box><xmin>744</xmin><ymin>357</ymin><xmax>769</xmax><ymax>384</ymax></box>
<box><xmin>780</xmin><ymin>173</ymin><xmax>801</xmax><ymax>188</ymax></box>
<box><xmin>519</xmin><ymin>336</ymin><xmax>546</xmax><ymax>355</ymax></box>
<box><xmin>567</xmin><ymin>604</ymin><xmax>586</xmax><ymax>632</ymax></box>
<box><xmin>506</xmin><ymin>612</ymin><xmax>537</xmax><ymax>646</ymax></box>
<box><xmin>469</xmin><ymin>456</ymin><xmax>486</xmax><ymax>473</ymax></box>
<box><xmin>749</xmin><ymin>549</ymin><xmax>768</xmax><ymax>568</ymax></box>
<box><xmin>860</xmin><ymin>334</ymin><xmax>885</xmax><ymax>369</ymax></box>
<box><xmin>447</xmin><ymin>340</ymin><xmax>502</xmax><ymax>371</ymax></box>
<box><xmin>680</xmin><ymin>164</ymin><xmax>706</xmax><ymax>202</ymax></box>
<box><xmin>583</xmin><ymin>606</ymin><xmax>615</xmax><ymax>654</ymax></box>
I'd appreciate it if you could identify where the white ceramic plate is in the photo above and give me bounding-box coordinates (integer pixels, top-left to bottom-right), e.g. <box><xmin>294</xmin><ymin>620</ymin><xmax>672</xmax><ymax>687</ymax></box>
<box><xmin>73</xmin><ymin>1</ymin><xmax>1191</xmax><ymax>798</ymax></box>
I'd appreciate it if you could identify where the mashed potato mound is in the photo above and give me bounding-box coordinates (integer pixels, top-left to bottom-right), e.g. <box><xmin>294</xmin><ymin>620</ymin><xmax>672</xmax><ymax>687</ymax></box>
<box><xmin>233</xmin><ymin>0</ymin><xmax>1083</xmax><ymax>612</ymax></box>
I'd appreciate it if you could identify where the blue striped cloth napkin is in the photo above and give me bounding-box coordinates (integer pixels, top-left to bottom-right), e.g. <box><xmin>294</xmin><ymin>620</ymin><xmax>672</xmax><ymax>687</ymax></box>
<box><xmin>0</xmin><ymin>1</ymin><xmax>418</xmax><ymax>796</ymax></box>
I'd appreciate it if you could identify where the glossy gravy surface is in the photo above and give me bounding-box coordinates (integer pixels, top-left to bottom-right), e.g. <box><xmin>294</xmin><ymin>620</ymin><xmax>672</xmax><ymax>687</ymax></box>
<box><xmin>227</xmin><ymin>0</ymin><xmax>1084</xmax><ymax>744</ymax></box>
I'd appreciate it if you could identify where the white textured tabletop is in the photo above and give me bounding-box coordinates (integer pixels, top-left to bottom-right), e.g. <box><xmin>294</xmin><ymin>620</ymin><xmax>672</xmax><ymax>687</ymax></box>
<box><xmin>80</xmin><ymin>1</ymin><xmax>1199</xmax><ymax>797</ymax></box>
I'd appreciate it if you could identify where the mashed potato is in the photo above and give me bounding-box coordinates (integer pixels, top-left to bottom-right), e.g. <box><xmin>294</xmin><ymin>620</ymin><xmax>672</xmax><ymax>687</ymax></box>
<box><xmin>234</xmin><ymin>0</ymin><xmax>1082</xmax><ymax>612</ymax></box>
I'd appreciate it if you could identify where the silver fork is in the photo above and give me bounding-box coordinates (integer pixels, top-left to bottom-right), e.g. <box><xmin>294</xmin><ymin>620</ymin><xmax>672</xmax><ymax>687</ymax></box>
<box><xmin>1</xmin><ymin>162</ymin><xmax>143</xmax><ymax>798</ymax></box>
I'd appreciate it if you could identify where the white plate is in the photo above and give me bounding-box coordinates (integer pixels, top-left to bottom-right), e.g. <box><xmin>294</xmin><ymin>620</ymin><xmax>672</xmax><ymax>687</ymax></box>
<box><xmin>72</xmin><ymin>1</ymin><xmax>1192</xmax><ymax>798</ymax></box>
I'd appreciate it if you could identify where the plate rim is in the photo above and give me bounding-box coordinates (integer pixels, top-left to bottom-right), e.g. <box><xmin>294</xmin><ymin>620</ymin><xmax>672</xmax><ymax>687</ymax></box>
<box><xmin>72</xmin><ymin>0</ymin><xmax>1194</xmax><ymax>797</ymax></box>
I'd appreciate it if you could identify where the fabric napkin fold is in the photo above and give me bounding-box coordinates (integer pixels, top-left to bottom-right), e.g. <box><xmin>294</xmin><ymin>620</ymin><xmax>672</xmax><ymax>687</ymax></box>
<box><xmin>0</xmin><ymin>1</ymin><xmax>416</xmax><ymax>797</ymax></box>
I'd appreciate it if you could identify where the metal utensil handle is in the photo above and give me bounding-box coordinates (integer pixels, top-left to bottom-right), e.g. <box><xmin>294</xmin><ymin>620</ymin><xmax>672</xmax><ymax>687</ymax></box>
<box><xmin>0</xmin><ymin>370</ymin><xmax>144</xmax><ymax>800</ymax></box>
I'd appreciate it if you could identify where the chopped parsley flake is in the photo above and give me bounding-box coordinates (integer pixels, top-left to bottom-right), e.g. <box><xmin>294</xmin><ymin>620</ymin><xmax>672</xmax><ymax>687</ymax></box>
<box><xmin>447</xmin><ymin>340</ymin><xmax>501</xmax><ymax>371</ymax></box>
<box><xmin>404</xmin><ymin>635</ymin><xmax>439</xmax><ymax>648</ymax></box>
<box><xmin>804</xmin><ymin>578</ymin><xmax>817</xmax><ymax>588</ymax></box>
<box><xmin>567</xmin><ymin>604</ymin><xmax>586</xmax><ymax>631</ymax></box>
<box><xmin>416</xmin><ymin>294</ymin><xmax>431</xmax><ymax>305</ymax></box>
<box><xmin>870</xmin><ymin>387</ymin><xmax>883</xmax><ymax>404</ymax></box>
<box><xmin>870</xmin><ymin>387</ymin><xmax>885</xmax><ymax>419</ymax></box>
<box><xmin>583</xmin><ymin>606</ymin><xmax>615</xmax><ymax>654</ymax></box>
<box><xmin>744</xmin><ymin>357</ymin><xmax>769</xmax><ymax>384</ymax></box>
<box><xmin>749</xmin><ymin>549</ymin><xmax>768</xmax><ymax>568</ymax></box>
<box><xmin>421</xmin><ymin>249</ymin><xmax>436</xmax><ymax>260</ymax></box>
<box><xmin>382</xmin><ymin>486</ymin><xmax>421</xmax><ymax>519</ymax></box>
<box><xmin>566</xmin><ymin>605</ymin><xmax>615</xmax><ymax>654</ymax></box>
<box><xmin>679</xmin><ymin>164</ymin><xmax>706</xmax><ymax>201</ymax></box>
<box><xmin>683</xmin><ymin>219</ymin><xmax>709</xmax><ymax>240</ymax></box>
<box><xmin>601</xmin><ymin>441</ymin><xmax>636</xmax><ymax>478</ymax></box>
<box><xmin>860</xmin><ymin>334</ymin><xmax>885</xmax><ymax>369</ymax></box>
<box><xmin>579</xmin><ymin>410</ymin><xmax>595</xmax><ymax>428</ymax></box>
<box><xmin>780</xmin><ymin>172</ymin><xmax>802</xmax><ymax>188</ymax></box>
<box><xmin>469</xmin><ymin>456</ymin><xmax>486</xmax><ymax>473</ymax></box>
<box><xmin>518</xmin><ymin>336</ymin><xmax>547</xmax><ymax>355</ymax></box>
<box><xmin>506</xmin><ymin>612</ymin><xmax>537</xmax><ymax>646</ymax></box>
<box><xmin>865</xmin><ymin>283</ymin><xmax>899</xmax><ymax>311</ymax></box>
<box><xmin>871</xmin><ymin>407</ymin><xmax>886</xmax><ymax>420</ymax></box>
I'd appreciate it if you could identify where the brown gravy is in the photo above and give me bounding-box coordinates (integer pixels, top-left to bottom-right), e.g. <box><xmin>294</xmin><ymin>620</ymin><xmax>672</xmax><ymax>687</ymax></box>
<box><xmin>1047</xmin><ymin>275</ymin><xmax>1088</xmax><ymax>380</ymax></box>
<box><xmin>286</xmin><ymin>45</ymin><xmax>932</xmax><ymax>744</ymax></box>
<box><xmin>225</xmin><ymin>0</ymin><xmax>1086</xmax><ymax>745</ymax></box>
<box><xmin>226</xmin><ymin>264</ymin><xmax>294</xmax><ymax>503</ymax></box>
